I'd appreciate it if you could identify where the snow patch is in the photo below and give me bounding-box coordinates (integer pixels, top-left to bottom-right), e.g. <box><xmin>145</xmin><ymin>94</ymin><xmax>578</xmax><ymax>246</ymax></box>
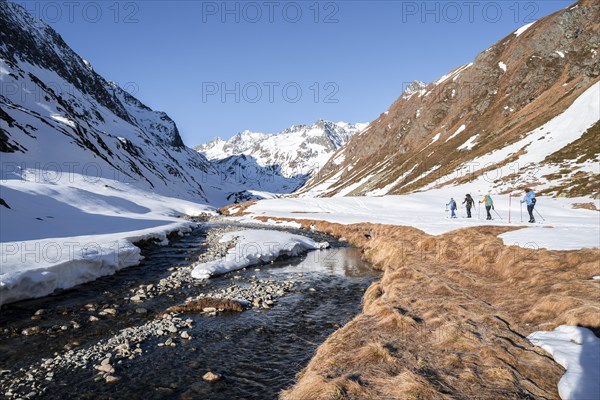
<box><xmin>528</xmin><ymin>326</ymin><xmax>600</xmax><ymax>400</ymax></box>
<box><xmin>457</xmin><ymin>134</ymin><xmax>479</xmax><ymax>151</ymax></box>
<box><xmin>190</xmin><ymin>230</ymin><xmax>329</xmax><ymax>280</ymax></box>
<box><xmin>498</xmin><ymin>61</ymin><xmax>507</xmax><ymax>72</ymax></box>
<box><xmin>445</xmin><ymin>124</ymin><xmax>466</xmax><ymax>142</ymax></box>
<box><xmin>514</xmin><ymin>21</ymin><xmax>536</xmax><ymax>37</ymax></box>
<box><xmin>50</xmin><ymin>114</ymin><xmax>76</xmax><ymax>128</ymax></box>
<box><xmin>0</xmin><ymin>63</ymin><xmax>10</xmax><ymax>80</ymax></box>
<box><xmin>434</xmin><ymin>63</ymin><xmax>472</xmax><ymax>86</ymax></box>
<box><xmin>430</xmin><ymin>132</ymin><xmax>442</xmax><ymax>145</ymax></box>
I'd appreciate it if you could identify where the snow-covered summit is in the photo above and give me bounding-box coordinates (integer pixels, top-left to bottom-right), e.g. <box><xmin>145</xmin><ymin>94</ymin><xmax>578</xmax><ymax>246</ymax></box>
<box><xmin>197</xmin><ymin>120</ymin><xmax>366</xmax><ymax>173</ymax></box>
<box><xmin>195</xmin><ymin>120</ymin><xmax>367</xmax><ymax>198</ymax></box>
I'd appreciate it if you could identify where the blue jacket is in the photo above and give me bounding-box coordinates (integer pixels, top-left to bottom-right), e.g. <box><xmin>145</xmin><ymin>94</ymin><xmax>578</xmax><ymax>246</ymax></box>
<box><xmin>523</xmin><ymin>191</ymin><xmax>536</xmax><ymax>206</ymax></box>
<box><xmin>447</xmin><ymin>200</ymin><xmax>457</xmax><ymax>210</ymax></box>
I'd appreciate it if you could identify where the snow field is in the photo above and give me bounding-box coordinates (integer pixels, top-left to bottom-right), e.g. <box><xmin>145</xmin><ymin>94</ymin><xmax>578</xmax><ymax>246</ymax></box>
<box><xmin>0</xmin><ymin>171</ymin><xmax>215</xmax><ymax>306</ymax></box>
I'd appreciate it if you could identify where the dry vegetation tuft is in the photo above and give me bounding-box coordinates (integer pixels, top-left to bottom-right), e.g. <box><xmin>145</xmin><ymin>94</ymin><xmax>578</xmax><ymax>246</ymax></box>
<box><xmin>165</xmin><ymin>297</ymin><xmax>245</xmax><ymax>315</ymax></box>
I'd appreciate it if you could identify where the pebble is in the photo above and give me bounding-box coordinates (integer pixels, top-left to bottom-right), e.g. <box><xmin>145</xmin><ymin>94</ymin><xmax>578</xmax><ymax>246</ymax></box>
<box><xmin>181</xmin><ymin>331</ymin><xmax>190</xmax><ymax>340</ymax></box>
<box><xmin>95</xmin><ymin>364</ymin><xmax>115</xmax><ymax>374</ymax></box>
<box><xmin>135</xmin><ymin>308</ymin><xmax>148</xmax><ymax>314</ymax></box>
<box><xmin>202</xmin><ymin>371</ymin><xmax>221</xmax><ymax>382</ymax></box>
<box><xmin>88</xmin><ymin>316</ymin><xmax>99</xmax><ymax>322</ymax></box>
<box><xmin>21</xmin><ymin>327</ymin><xmax>40</xmax><ymax>336</ymax></box>
<box><xmin>156</xmin><ymin>387</ymin><xmax>173</xmax><ymax>395</ymax></box>
<box><xmin>105</xmin><ymin>375</ymin><xmax>120</xmax><ymax>384</ymax></box>
<box><xmin>167</xmin><ymin>325</ymin><xmax>178</xmax><ymax>334</ymax></box>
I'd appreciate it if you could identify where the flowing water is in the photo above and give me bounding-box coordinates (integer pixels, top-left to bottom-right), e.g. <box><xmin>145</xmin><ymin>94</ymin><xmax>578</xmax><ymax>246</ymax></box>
<box><xmin>0</xmin><ymin>226</ymin><xmax>378</xmax><ymax>399</ymax></box>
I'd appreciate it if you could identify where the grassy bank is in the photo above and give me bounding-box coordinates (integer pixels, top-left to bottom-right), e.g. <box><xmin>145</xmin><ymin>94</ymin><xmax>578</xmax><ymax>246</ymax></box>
<box><xmin>238</xmin><ymin>215</ymin><xmax>599</xmax><ymax>399</ymax></box>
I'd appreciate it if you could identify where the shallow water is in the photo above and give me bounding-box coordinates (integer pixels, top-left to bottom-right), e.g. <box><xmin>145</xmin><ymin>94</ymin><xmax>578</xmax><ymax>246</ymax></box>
<box><xmin>0</xmin><ymin>228</ymin><xmax>378</xmax><ymax>399</ymax></box>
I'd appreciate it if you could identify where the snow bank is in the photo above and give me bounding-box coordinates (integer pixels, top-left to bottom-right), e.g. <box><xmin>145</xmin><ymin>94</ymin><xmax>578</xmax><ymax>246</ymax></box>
<box><xmin>1</xmin><ymin>172</ymin><xmax>214</xmax><ymax>306</ymax></box>
<box><xmin>191</xmin><ymin>230</ymin><xmax>329</xmax><ymax>280</ymax></box>
<box><xmin>499</xmin><ymin>226</ymin><xmax>600</xmax><ymax>251</ymax></box>
<box><xmin>0</xmin><ymin>226</ymin><xmax>193</xmax><ymax>306</ymax></box>
<box><xmin>528</xmin><ymin>326</ymin><xmax>600</xmax><ymax>400</ymax></box>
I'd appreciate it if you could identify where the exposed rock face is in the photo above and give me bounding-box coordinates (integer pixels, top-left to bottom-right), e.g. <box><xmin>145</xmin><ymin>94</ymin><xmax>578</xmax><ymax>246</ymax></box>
<box><xmin>300</xmin><ymin>0</ymin><xmax>599</xmax><ymax>198</ymax></box>
<box><xmin>0</xmin><ymin>1</ymin><xmax>234</xmax><ymax>205</ymax></box>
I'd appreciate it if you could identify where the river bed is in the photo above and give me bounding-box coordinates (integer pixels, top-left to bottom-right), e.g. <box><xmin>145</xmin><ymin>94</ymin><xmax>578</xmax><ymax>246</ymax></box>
<box><xmin>0</xmin><ymin>225</ymin><xmax>378</xmax><ymax>399</ymax></box>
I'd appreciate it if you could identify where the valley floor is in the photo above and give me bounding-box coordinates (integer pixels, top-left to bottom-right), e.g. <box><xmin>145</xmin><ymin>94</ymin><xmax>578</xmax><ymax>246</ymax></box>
<box><xmin>2</xmin><ymin>180</ymin><xmax>599</xmax><ymax>399</ymax></box>
<box><xmin>224</xmin><ymin>195</ymin><xmax>600</xmax><ymax>399</ymax></box>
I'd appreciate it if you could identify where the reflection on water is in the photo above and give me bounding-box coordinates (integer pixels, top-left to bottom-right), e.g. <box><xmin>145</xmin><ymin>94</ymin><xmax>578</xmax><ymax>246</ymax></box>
<box><xmin>271</xmin><ymin>247</ymin><xmax>372</xmax><ymax>278</ymax></box>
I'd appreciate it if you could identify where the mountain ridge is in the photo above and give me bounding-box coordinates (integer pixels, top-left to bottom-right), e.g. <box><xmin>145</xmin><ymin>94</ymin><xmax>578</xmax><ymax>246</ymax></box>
<box><xmin>195</xmin><ymin>120</ymin><xmax>367</xmax><ymax>201</ymax></box>
<box><xmin>0</xmin><ymin>0</ymin><xmax>245</xmax><ymax>206</ymax></box>
<box><xmin>299</xmin><ymin>0</ymin><xmax>599</xmax><ymax>199</ymax></box>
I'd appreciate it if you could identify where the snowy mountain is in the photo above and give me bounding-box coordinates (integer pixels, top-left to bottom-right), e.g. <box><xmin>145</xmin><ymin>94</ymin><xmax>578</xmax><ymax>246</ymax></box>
<box><xmin>195</xmin><ymin>120</ymin><xmax>367</xmax><ymax>201</ymax></box>
<box><xmin>299</xmin><ymin>0</ymin><xmax>599</xmax><ymax>199</ymax></box>
<box><xmin>0</xmin><ymin>1</ymin><xmax>246</xmax><ymax>207</ymax></box>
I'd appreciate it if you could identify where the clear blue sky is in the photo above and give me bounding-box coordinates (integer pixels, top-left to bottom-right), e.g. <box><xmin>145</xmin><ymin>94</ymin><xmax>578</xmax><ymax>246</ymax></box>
<box><xmin>16</xmin><ymin>0</ymin><xmax>573</xmax><ymax>145</ymax></box>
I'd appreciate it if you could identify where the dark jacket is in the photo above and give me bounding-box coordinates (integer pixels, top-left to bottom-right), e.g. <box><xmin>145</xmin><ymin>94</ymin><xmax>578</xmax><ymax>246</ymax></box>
<box><xmin>463</xmin><ymin>195</ymin><xmax>474</xmax><ymax>208</ymax></box>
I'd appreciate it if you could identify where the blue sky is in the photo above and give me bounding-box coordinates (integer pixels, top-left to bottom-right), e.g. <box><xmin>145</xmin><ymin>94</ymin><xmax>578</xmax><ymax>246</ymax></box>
<box><xmin>17</xmin><ymin>0</ymin><xmax>573</xmax><ymax>145</ymax></box>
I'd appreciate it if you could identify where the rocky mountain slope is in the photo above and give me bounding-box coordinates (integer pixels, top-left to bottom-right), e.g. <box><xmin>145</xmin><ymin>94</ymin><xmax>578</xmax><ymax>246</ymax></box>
<box><xmin>0</xmin><ymin>1</ymin><xmax>243</xmax><ymax>207</ymax></box>
<box><xmin>195</xmin><ymin>121</ymin><xmax>366</xmax><ymax>201</ymax></box>
<box><xmin>299</xmin><ymin>0</ymin><xmax>599</xmax><ymax>199</ymax></box>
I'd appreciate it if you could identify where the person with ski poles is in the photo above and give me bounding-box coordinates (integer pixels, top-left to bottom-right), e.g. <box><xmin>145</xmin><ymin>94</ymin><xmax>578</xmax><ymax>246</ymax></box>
<box><xmin>462</xmin><ymin>194</ymin><xmax>474</xmax><ymax>218</ymax></box>
<box><xmin>446</xmin><ymin>197</ymin><xmax>457</xmax><ymax>218</ymax></box>
<box><xmin>521</xmin><ymin>188</ymin><xmax>536</xmax><ymax>223</ymax></box>
<box><xmin>480</xmin><ymin>193</ymin><xmax>494</xmax><ymax>220</ymax></box>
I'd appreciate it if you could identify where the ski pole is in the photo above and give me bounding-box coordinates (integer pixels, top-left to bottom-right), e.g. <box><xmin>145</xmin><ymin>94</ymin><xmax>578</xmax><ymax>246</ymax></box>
<box><xmin>534</xmin><ymin>208</ymin><xmax>546</xmax><ymax>222</ymax></box>
<box><xmin>493</xmin><ymin>208</ymin><xmax>503</xmax><ymax>220</ymax></box>
<box><xmin>508</xmin><ymin>194</ymin><xmax>512</xmax><ymax>224</ymax></box>
<box><xmin>520</xmin><ymin>202</ymin><xmax>523</xmax><ymax>223</ymax></box>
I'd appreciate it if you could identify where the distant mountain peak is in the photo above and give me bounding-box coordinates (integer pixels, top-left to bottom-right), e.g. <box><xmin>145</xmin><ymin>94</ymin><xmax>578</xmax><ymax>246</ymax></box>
<box><xmin>402</xmin><ymin>80</ymin><xmax>427</xmax><ymax>99</ymax></box>
<box><xmin>194</xmin><ymin>120</ymin><xmax>367</xmax><ymax>201</ymax></box>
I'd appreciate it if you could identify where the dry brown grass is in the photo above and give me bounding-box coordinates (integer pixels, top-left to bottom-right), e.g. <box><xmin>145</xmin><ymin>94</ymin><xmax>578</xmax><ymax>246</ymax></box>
<box><xmin>572</xmin><ymin>202</ymin><xmax>599</xmax><ymax>211</ymax></box>
<box><xmin>219</xmin><ymin>200</ymin><xmax>257</xmax><ymax>216</ymax></box>
<box><xmin>274</xmin><ymin>217</ymin><xmax>600</xmax><ymax>399</ymax></box>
